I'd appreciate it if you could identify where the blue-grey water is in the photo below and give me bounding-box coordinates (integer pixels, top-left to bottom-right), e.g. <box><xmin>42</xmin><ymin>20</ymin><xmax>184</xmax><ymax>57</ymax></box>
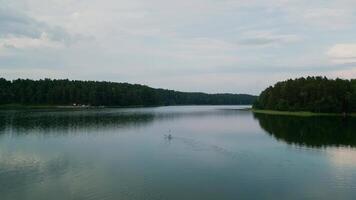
<box><xmin>0</xmin><ymin>106</ymin><xmax>356</xmax><ymax>200</ymax></box>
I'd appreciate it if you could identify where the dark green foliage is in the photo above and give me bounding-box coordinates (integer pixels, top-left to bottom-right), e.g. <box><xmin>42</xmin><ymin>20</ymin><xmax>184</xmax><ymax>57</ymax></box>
<box><xmin>0</xmin><ymin>78</ymin><xmax>256</xmax><ymax>106</ymax></box>
<box><xmin>253</xmin><ymin>77</ymin><xmax>356</xmax><ymax>113</ymax></box>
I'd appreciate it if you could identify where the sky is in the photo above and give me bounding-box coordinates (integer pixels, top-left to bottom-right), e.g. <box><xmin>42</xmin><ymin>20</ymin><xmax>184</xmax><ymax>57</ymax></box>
<box><xmin>0</xmin><ymin>0</ymin><xmax>356</xmax><ymax>94</ymax></box>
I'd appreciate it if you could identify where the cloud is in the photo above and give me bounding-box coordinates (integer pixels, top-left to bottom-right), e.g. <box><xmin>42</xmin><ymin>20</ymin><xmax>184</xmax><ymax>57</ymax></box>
<box><xmin>327</xmin><ymin>44</ymin><xmax>356</xmax><ymax>64</ymax></box>
<box><xmin>0</xmin><ymin>32</ymin><xmax>64</xmax><ymax>51</ymax></box>
<box><xmin>326</xmin><ymin>67</ymin><xmax>356</xmax><ymax>79</ymax></box>
<box><xmin>1</xmin><ymin>0</ymin><xmax>356</xmax><ymax>93</ymax></box>
<box><xmin>0</xmin><ymin>7</ymin><xmax>71</xmax><ymax>42</ymax></box>
<box><xmin>0</xmin><ymin>6</ymin><xmax>82</xmax><ymax>56</ymax></box>
<box><xmin>238</xmin><ymin>31</ymin><xmax>301</xmax><ymax>46</ymax></box>
<box><xmin>302</xmin><ymin>8</ymin><xmax>354</xmax><ymax>28</ymax></box>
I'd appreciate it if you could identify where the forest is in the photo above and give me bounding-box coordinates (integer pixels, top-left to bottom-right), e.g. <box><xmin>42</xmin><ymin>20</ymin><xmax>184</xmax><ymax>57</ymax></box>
<box><xmin>253</xmin><ymin>77</ymin><xmax>356</xmax><ymax>113</ymax></box>
<box><xmin>0</xmin><ymin>78</ymin><xmax>256</xmax><ymax>106</ymax></box>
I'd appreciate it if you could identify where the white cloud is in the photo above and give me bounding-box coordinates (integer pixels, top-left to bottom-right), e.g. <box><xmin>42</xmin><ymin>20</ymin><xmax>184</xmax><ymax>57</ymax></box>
<box><xmin>0</xmin><ymin>32</ymin><xmax>63</xmax><ymax>51</ymax></box>
<box><xmin>303</xmin><ymin>8</ymin><xmax>354</xmax><ymax>28</ymax></box>
<box><xmin>238</xmin><ymin>31</ymin><xmax>301</xmax><ymax>46</ymax></box>
<box><xmin>327</xmin><ymin>44</ymin><xmax>356</xmax><ymax>64</ymax></box>
<box><xmin>0</xmin><ymin>7</ymin><xmax>72</xmax><ymax>42</ymax></box>
<box><xmin>1</xmin><ymin>0</ymin><xmax>356</xmax><ymax>93</ymax></box>
<box><xmin>326</xmin><ymin>67</ymin><xmax>356</xmax><ymax>79</ymax></box>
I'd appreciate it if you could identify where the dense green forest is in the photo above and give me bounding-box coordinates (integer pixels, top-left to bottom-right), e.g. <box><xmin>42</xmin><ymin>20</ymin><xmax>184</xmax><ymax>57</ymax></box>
<box><xmin>253</xmin><ymin>77</ymin><xmax>356</xmax><ymax>113</ymax></box>
<box><xmin>0</xmin><ymin>78</ymin><xmax>256</xmax><ymax>106</ymax></box>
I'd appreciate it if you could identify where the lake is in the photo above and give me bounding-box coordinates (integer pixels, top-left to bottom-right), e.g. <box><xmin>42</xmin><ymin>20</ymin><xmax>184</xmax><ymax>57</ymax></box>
<box><xmin>0</xmin><ymin>106</ymin><xmax>356</xmax><ymax>200</ymax></box>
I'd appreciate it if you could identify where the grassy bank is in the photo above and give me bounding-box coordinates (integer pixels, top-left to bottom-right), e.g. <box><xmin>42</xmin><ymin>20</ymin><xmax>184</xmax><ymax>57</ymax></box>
<box><xmin>252</xmin><ymin>109</ymin><xmax>356</xmax><ymax>117</ymax></box>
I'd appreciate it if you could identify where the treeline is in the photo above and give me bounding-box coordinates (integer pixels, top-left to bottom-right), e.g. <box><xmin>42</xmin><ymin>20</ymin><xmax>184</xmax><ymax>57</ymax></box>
<box><xmin>253</xmin><ymin>77</ymin><xmax>356</xmax><ymax>113</ymax></box>
<box><xmin>0</xmin><ymin>78</ymin><xmax>256</xmax><ymax>106</ymax></box>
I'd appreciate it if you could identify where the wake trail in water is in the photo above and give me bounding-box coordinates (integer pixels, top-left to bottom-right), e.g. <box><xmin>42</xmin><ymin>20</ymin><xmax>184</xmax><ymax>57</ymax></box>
<box><xmin>163</xmin><ymin>134</ymin><xmax>252</xmax><ymax>161</ymax></box>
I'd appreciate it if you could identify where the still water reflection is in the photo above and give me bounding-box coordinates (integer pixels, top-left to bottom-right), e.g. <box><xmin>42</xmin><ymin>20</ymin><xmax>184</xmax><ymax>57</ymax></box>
<box><xmin>0</xmin><ymin>106</ymin><xmax>355</xmax><ymax>200</ymax></box>
<box><xmin>253</xmin><ymin>113</ymin><xmax>356</xmax><ymax>148</ymax></box>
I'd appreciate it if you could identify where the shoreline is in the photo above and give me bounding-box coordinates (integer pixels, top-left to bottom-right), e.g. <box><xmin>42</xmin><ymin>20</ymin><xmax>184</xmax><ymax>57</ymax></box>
<box><xmin>0</xmin><ymin>104</ymin><xmax>251</xmax><ymax>110</ymax></box>
<box><xmin>0</xmin><ymin>104</ymin><xmax>152</xmax><ymax>110</ymax></box>
<box><xmin>252</xmin><ymin>109</ymin><xmax>356</xmax><ymax>117</ymax></box>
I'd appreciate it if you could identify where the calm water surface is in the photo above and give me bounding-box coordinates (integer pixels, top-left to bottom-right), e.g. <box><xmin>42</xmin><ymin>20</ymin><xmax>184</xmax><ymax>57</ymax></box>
<box><xmin>1</xmin><ymin>106</ymin><xmax>356</xmax><ymax>200</ymax></box>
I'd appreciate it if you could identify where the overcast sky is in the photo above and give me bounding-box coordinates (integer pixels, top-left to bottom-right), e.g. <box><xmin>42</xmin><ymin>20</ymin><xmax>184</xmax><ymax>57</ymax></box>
<box><xmin>1</xmin><ymin>0</ymin><xmax>356</xmax><ymax>94</ymax></box>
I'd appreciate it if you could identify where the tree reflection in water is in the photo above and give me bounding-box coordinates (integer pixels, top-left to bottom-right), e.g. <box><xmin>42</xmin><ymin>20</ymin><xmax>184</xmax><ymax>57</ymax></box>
<box><xmin>253</xmin><ymin>113</ymin><xmax>356</xmax><ymax>148</ymax></box>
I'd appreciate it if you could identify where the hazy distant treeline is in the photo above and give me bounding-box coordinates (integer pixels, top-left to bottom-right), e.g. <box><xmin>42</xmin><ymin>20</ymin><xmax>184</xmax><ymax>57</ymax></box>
<box><xmin>253</xmin><ymin>77</ymin><xmax>356</xmax><ymax>113</ymax></box>
<box><xmin>0</xmin><ymin>78</ymin><xmax>256</xmax><ymax>106</ymax></box>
